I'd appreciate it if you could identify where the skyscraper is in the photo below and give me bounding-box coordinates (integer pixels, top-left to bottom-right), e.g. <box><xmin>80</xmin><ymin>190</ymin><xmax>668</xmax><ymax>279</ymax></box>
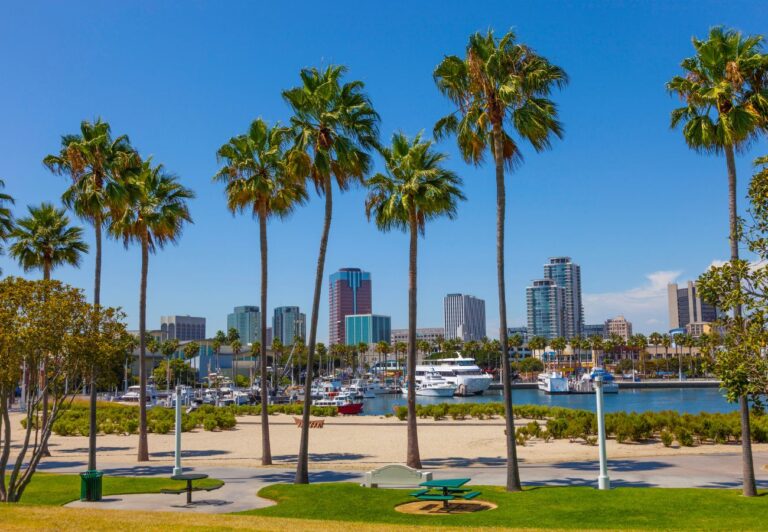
<box><xmin>543</xmin><ymin>257</ymin><xmax>584</xmax><ymax>338</ymax></box>
<box><xmin>226</xmin><ymin>306</ymin><xmax>260</xmax><ymax>345</ymax></box>
<box><xmin>160</xmin><ymin>315</ymin><xmax>206</xmax><ymax>341</ymax></box>
<box><xmin>273</xmin><ymin>306</ymin><xmax>306</xmax><ymax>345</ymax></box>
<box><xmin>345</xmin><ymin>314</ymin><xmax>392</xmax><ymax>345</ymax></box>
<box><xmin>329</xmin><ymin>268</ymin><xmax>372</xmax><ymax>345</ymax></box>
<box><xmin>667</xmin><ymin>281</ymin><xmax>719</xmax><ymax>330</ymax></box>
<box><xmin>605</xmin><ymin>315</ymin><xmax>632</xmax><ymax>341</ymax></box>
<box><xmin>526</xmin><ymin>279</ymin><xmax>565</xmax><ymax>339</ymax></box>
<box><xmin>443</xmin><ymin>293</ymin><xmax>486</xmax><ymax>342</ymax></box>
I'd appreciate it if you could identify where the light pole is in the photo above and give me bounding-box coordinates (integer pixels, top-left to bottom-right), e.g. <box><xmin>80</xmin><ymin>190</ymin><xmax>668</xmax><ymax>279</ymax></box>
<box><xmin>173</xmin><ymin>384</ymin><xmax>183</xmax><ymax>476</ymax></box>
<box><xmin>595</xmin><ymin>375</ymin><xmax>610</xmax><ymax>490</ymax></box>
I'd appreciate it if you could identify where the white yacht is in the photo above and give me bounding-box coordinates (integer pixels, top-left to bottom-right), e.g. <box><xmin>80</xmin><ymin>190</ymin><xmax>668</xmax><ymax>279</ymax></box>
<box><xmin>404</xmin><ymin>370</ymin><xmax>457</xmax><ymax>397</ymax></box>
<box><xmin>414</xmin><ymin>354</ymin><xmax>492</xmax><ymax>396</ymax></box>
<box><xmin>537</xmin><ymin>371</ymin><xmax>569</xmax><ymax>394</ymax></box>
<box><xmin>118</xmin><ymin>385</ymin><xmax>158</xmax><ymax>406</ymax></box>
<box><xmin>347</xmin><ymin>379</ymin><xmax>376</xmax><ymax>399</ymax></box>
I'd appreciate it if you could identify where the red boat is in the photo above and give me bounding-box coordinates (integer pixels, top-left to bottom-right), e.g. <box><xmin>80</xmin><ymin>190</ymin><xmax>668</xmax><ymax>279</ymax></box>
<box><xmin>313</xmin><ymin>393</ymin><xmax>363</xmax><ymax>415</ymax></box>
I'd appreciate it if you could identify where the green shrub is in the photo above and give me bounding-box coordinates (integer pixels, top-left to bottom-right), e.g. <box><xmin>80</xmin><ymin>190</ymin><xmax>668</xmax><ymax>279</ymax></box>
<box><xmin>660</xmin><ymin>430</ymin><xmax>674</xmax><ymax>447</ymax></box>
<box><xmin>676</xmin><ymin>428</ymin><xmax>694</xmax><ymax>447</ymax></box>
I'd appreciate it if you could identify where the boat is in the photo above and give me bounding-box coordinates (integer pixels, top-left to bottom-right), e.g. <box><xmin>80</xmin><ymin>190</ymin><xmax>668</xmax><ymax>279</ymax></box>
<box><xmin>537</xmin><ymin>371</ymin><xmax>569</xmax><ymax>394</ymax></box>
<box><xmin>118</xmin><ymin>385</ymin><xmax>158</xmax><ymax>406</ymax></box>
<box><xmin>414</xmin><ymin>354</ymin><xmax>492</xmax><ymax>396</ymax></box>
<box><xmin>404</xmin><ymin>370</ymin><xmax>457</xmax><ymax>397</ymax></box>
<box><xmin>570</xmin><ymin>367</ymin><xmax>619</xmax><ymax>394</ymax></box>
<box><xmin>346</xmin><ymin>379</ymin><xmax>375</xmax><ymax>399</ymax></box>
<box><xmin>314</xmin><ymin>391</ymin><xmax>364</xmax><ymax>415</ymax></box>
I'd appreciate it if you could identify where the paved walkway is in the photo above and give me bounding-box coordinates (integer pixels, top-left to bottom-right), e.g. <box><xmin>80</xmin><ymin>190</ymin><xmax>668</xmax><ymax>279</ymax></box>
<box><xmin>56</xmin><ymin>451</ymin><xmax>768</xmax><ymax>514</ymax></box>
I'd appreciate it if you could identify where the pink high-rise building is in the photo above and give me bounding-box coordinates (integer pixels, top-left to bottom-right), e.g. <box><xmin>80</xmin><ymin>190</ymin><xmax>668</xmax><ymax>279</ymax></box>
<box><xmin>329</xmin><ymin>268</ymin><xmax>372</xmax><ymax>345</ymax></box>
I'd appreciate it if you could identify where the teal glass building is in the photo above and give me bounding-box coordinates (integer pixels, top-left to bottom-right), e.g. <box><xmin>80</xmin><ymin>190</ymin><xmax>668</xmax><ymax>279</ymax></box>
<box><xmin>345</xmin><ymin>314</ymin><xmax>391</xmax><ymax>345</ymax></box>
<box><xmin>227</xmin><ymin>306</ymin><xmax>260</xmax><ymax>345</ymax></box>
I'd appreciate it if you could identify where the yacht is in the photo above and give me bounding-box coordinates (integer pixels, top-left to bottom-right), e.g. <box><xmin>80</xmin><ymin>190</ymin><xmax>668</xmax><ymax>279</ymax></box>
<box><xmin>347</xmin><ymin>379</ymin><xmax>376</xmax><ymax>399</ymax></box>
<box><xmin>118</xmin><ymin>385</ymin><xmax>158</xmax><ymax>406</ymax></box>
<box><xmin>314</xmin><ymin>391</ymin><xmax>363</xmax><ymax>415</ymax></box>
<box><xmin>414</xmin><ymin>354</ymin><xmax>492</xmax><ymax>396</ymax></box>
<box><xmin>537</xmin><ymin>371</ymin><xmax>569</xmax><ymax>394</ymax></box>
<box><xmin>403</xmin><ymin>370</ymin><xmax>457</xmax><ymax>397</ymax></box>
<box><xmin>570</xmin><ymin>367</ymin><xmax>619</xmax><ymax>394</ymax></box>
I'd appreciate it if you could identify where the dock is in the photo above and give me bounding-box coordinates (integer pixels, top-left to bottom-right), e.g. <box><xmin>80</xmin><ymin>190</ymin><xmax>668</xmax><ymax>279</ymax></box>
<box><xmin>489</xmin><ymin>379</ymin><xmax>721</xmax><ymax>391</ymax></box>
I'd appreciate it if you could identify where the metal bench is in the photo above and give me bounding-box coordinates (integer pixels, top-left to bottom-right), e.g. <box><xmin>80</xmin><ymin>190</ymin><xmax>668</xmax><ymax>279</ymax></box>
<box><xmin>409</xmin><ymin>489</ymin><xmax>429</xmax><ymax>497</ymax></box>
<box><xmin>415</xmin><ymin>494</ymin><xmax>454</xmax><ymax>502</ymax></box>
<box><xmin>462</xmin><ymin>491</ymin><xmax>482</xmax><ymax>500</ymax></box>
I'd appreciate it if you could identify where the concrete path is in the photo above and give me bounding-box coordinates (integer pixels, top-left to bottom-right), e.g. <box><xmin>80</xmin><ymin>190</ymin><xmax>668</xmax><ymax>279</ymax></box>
<box><xmin>55</xmin><ymin>451</ymin><xmax>768</xmax><ymax>514</ymax></box>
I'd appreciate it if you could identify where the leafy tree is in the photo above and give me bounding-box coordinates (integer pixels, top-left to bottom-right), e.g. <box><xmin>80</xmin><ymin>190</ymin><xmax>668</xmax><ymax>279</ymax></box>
<box><xmin>0</xmin><ymin>278</ymin><xmax>129</xmax><ymax>501</ymax></box>
<box><xmin>109</xmin><ymin>160</ymin><xmax>193</xmax><ymax>462</ymax></box>
<box><xmin>215</xmin><ymin>118</ymin><xmax>307</xmax><ymax>464</ymax></box>
<box><xmin>283</xmin><ymin>65</ymin><xmax>380</xmax><ymax>484</ymax></box>
<box><xmin>159</xmin><ymin>339</ymin><xmax>179</xmax><ymax>392</ymax></box>
<box><xmin>519</xmin><ymin>357</ymin><xmax>544</xmax><ymax>373</ymax></box>
<box><xmin>434</xmin><ymin>29</ymin><xmax>567</xmax><ymax>491</ymax></box>
<box><xmin>183</xmin><ymin>341</ymin><xmax>200</xmax><ymax>361</ymax></box>
<box><xmin>153</xmin><ymin>358</ymin><xmax>196</xmax><ymax>388</ymax></box>
<box><xmin>0</xmin><ymin>179</ymin><xmax>14</xmax><ymax>273</ymax></box>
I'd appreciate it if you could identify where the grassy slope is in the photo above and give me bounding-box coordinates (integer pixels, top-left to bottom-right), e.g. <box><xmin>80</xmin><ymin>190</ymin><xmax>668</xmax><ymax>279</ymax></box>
<box><xmin>19</xmin><ymin>473</ymin><xmax>223</xmax><ymax>506</ymax></box>
<box><xmin>245</xmin><ymin>483</ymin><xmax>768</xmax><ymax>530</ymax></box>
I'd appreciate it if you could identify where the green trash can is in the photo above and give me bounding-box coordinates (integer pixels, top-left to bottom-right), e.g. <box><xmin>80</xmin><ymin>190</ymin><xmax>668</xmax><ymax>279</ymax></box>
<box><xmin>80</xmin><ymin>470</ymin><xmax>103</xmax><ymax>501</ymax></box>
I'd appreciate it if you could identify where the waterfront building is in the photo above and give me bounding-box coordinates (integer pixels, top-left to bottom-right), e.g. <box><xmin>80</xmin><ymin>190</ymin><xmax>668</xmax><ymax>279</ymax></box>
<box><xmin>507</xmin><ymin>326</ymin><xmax>529</xmax><ymax>344</ymax></box>
<box><xmin>128</xmin><ymin>329</ymin><xmax>167</xmax><ymax>342</ymax></box>
<box><xmin>543</xmin><ymin>257</ymin><xmax>584</xmax><ymax>338</ymax></box>
<box><xmin>605</xmin><ymin>315</ymin><xmax>633</xmax><ymax>341</ymax></box>
<box><xmin>160</xmin><ymin>315</ymin><xmax>206</xmax><ymax>341</ymax></box>
<box><xmin>667</xmin><ymin>281</ymin><xmax>719</xmax><ymax>330</ymax></box>
<box><xmin>390</xmin><ymin>327</ymin><xmax>444</xmax><ymax>346</ymax></box>
<box><xmin>526</xmin><ymin>279</ymin><xmax>565</xmax><ymax>339</ymax></box>
<box><xmin>226</xmin><ymin>305</ymin><xmax>260</xmax><ymax>345</ymax></box>
<box><xmin>583</xmin><ymin>323</ymin><xmax>606</xmax><ymax>339</ymax></box>
<box><xmin>273</xmin><ymin>306</ymin><xmax>306</xmax><ymax>345</ymax></box>
<box><xmin>444</xmin><ymin>293</ymin><xmax>486</xmax><ymax>342</ymax></box>
<box><xmin>345</xmin><ymin>314</ymin><xmax>392</xmax><ymax>345</ymax></box>
<box><xmin>329</xmin><ymin>268</ymin><xmax>372</xmax><ymax>345</ymax></box>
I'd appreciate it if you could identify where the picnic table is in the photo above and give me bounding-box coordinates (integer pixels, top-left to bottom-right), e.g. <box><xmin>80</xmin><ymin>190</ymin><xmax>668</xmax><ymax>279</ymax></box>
<box><xmin>410</xmin><ymin>477</ymin><xmax>481</xmax><ymax>509</ymax></box>
<box><xmin>169</xmin><ymin>473</ymin><xmax>209</xmax><ymax>505</ymax></box>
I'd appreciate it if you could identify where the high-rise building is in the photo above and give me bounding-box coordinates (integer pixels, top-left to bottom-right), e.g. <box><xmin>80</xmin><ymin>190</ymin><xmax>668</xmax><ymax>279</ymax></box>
<box><xmin>345</xmin><ymin>314</ymin><xmax>392</xmax><ymax>345</ymax></box>
<box><xmin>543</xmin><ymin>257</ymin><xmax>584</xmax><ymax>339</ymax></box>
<box><xmin>667</xmin><ymin>281</ymin><xmax>719</xmax><ymax>330</ymax></box>
<box><xmin>227</xmin><ymin>306</ymin><xmax>261</xmax><ymax>345</ymax></box>
<box><xmin>605</xmin><ymin>315</ymin><xmax>632</xmax><ymax>341</ymax></box>
<box><xmin>526</xmin><ymin>279</ymin><xmax>565</xmax><ymax>340</ymax></box>
<box><xmin>329</xmin><ymin>268</ymin><xmax>372</xmax><ymax>345</ymax></box>
<box><xmin>582</xmin><ymin>323</ymin><xmax>606</xmax><ymax>339</ymax></box>
<box><xmin>444</xmin><ymin>293</ymin><xmax>486</xmax><ymax>342</ymax></box>
<box><xmin>390</xmin><ymin>327</ymin><xmax>445</xmax><ymax>346</ymax></box>
<box><xmin>272</xmin><ymin>306</ymin><xmax>306</xmax><ymax>345</ymax></box>
<box><xmin>160</xmin><ymin>315</ymin><xmax>206</xmax><ymax>341</ymax></box>
<box><xmin>507</xmin><ymin>326</ymin><xmax>529</xmax><ymax>344</ymax></box>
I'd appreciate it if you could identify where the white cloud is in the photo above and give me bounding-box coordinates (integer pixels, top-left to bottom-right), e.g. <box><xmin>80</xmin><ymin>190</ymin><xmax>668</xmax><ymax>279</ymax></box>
<box><xmin>583</xmin><ymin>270</ymin><xmax>682</xmax><ymax>332</ymax></box>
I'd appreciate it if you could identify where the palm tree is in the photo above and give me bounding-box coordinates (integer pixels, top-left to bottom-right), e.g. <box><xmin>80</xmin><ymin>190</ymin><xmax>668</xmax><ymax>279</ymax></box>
<box><xmin>649</xmin><ymin>332</ymin><xmax>662</xmax><ymax>362</ymax></box>
<box><xmin>109</xmin><ymin>159</ymin><xmax>193</xmax><ymax>462</ymax></box>
<box><xmin>589</xmin><ymin>335</ymin><xmax>604</xmax><ymax>367</ymax></box>
<box><xmin>226</xmin><ymin>328</ymin><xmax>241</xmax><ymax>386</ymax></box>
<box><xmin>231</xmin><ymin>339</ymin><xmax>242</xmax><ymax>385</ymax></box>
<box><xmin>366</xmin><ymin>132</ymin><xmax>464</xmax><ymax>467</ymax></box>
<box><xmin>0</xmin><ymin>179</ymin><xmax>14</xmax><ymax>273</ymax></box>
<box><xmin>215</xmin><ymin>117</ymin><xmax>307</xmax><ymax>463</ymax></box>
<box><xmin>661</xmin><ymin>333</ymin><xmax>672</xmax><ymax>371</ymax></box>
<box><xmin>283</xmin><ymin>65</ymin><xmax>380</xmax><ymax>484</ymax></box>
<box><xmin>316</xmin><ymin>342</ymin><xmax>327</xmax><ymax>377</ymax></box>
<box><xmin>214</xmin><ymin>330</ymin><xmax>227</xmax><ymax>375</ymax></box>
<box><xmin>668</xmin><ymin>27</ymin><xmax>768</xmax><ymax>497</ymax></box>
<box><xmin>357</xmin><ymin>342</ymin><xmax>369</xmax><ymax>373</ymax></box>
<box><xmin>434</xmin><ymin>29</ymin><xmax>567</xmax><ymax>491</ymax></box>
<box><xmin>159</xmin><ymin>339</ymin><xmax>180</xmax><ymax>390</ymax></box>
<box><xmin>416</xmin><ymin>340</ymin><xmax>430</xmax><ymax>362</ymax></box>
<box><xmin>9</xmin><ymin>202</ymin><xmax>88</xmax><ymax>455</ymax></box>
<box><xmin>43</xmin><ymin>118</ymin><xmax>136</xmax><ymax>472</ymax></box>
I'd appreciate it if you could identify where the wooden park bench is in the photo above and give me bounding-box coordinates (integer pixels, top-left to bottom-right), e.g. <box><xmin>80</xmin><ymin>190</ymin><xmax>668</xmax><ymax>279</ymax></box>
<box><xmin>293</xmin><ymin>416</ymin><xmax>325</xmax><ymax>429</ymax></box>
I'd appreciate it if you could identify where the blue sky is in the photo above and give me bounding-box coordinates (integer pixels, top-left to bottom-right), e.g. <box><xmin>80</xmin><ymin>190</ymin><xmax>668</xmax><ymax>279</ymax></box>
<box><xmin>2</xmin><ymin>1</ymin><xmax>767</xmax><ymax>340</ymax></box>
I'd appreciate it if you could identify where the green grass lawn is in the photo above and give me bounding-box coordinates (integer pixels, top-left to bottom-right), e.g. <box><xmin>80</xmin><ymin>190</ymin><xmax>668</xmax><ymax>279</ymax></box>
<box><xmin>19</xmin><ymin>473</ymin><xmax>223</xmax><ymax>506</ymax></box>
<box><xmin>245</xmin><ymin>482</ymin><xmax>768</xmax><ymax>530</ymax></box>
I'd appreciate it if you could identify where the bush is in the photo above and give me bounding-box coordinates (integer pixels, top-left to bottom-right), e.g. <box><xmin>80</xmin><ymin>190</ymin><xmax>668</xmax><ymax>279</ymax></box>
<box><xmin>676</xmin><ymin>428</ymin><xmax>694</xmax><ymax>447</ymax></box>
<box><xmin>660</xmin><ymin>430</ymin><xmax>674</xmax><ymax>447</ymax></box>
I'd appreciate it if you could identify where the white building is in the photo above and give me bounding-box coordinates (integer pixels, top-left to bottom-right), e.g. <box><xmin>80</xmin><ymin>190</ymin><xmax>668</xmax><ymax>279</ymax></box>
<box><xmin>444</xmin><ymin>294</ymin><xmax>486</xmax><ymax>342</ymax></box>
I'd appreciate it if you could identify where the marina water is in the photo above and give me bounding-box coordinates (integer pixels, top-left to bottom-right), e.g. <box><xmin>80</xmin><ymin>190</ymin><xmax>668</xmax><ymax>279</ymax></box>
<box><xmin>362</xmin><ymin>387</ymin><xmax>735</xmax><ymax>416</ymax></box>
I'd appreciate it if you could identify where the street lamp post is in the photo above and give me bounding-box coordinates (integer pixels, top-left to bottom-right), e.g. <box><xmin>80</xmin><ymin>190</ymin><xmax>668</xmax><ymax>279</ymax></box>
<box><xmin>173</xmin><ymin>384</ymin><xmax>182</xmax><ymax>476</ymax></box>
<box><xmin>595</xmin><ymin>375</ymin><xmax>610</xmax><ymax>490</ymax></box>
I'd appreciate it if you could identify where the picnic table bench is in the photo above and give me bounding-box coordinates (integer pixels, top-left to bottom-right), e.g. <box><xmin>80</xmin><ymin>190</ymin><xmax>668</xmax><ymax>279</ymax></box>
<box><xmin>411</xmin><ymin>478</ymin><xmax>482</xmax><ymax>509</ymax></box>
<box><xmin>162</xmin><ymin>473</ymin><xmax>216</xmax><ymax>505</ymax></box>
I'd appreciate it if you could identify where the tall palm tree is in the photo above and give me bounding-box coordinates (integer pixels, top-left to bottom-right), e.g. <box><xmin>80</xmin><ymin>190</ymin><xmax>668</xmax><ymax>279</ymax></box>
<box><xmin>283</xmin><ymin>65</ymin><xmax>380</xmax><ymax>484</ymax></box>
<box><xmin>434</xmin><ymin>29</ymin><xmax>567</xmax><ymax>491</ymax></box>
<box><xmin>109</xmin><ymin>159</ymin><xmax>193</xmax><ymax>462</ymax></box>
<box><xmin>43</xmin><ymin>118</ymin><xmax>136</xmax><ymax>471</ymax></box>
<box><xmin>214</xmin><ymin>118</ymin><xmax>306</xmax><ymax>464</ymax></box>
<box><xmin>589</xmin><ymin>335</ymin><xmax>604</xmax><ymax>367</ymax></box>
<box><xmin>214</xmin><ymin>330</ymin><xmax>227</xmax><ymax>375</ymax></box>
<box><xmin>366</xmin><ymin>132</ymin><xmax>464</xmax><ymax>467</ymax></box>
<box><xmin>0</xmin><ymin>179</ymin><xmax>14</xmax><ymax>273</ymax></box>
<box><xmin>9</xmin><ymin>202</ymin><xmax>88</xmax><ymax>455</ymax></box>
<box><xmin>160</xmin><ymin>339</ymin><xmax>179</xmax><ymax>391</ymax></box>
<box><xmin>668</xmin><ymin>27</ymin><xmax>768</xmax><ymax>497</ymax></box>
<box><xmin>649</xmin><ymin>332</ymin><xmax>662</xmax><ymax>361</ymax></box>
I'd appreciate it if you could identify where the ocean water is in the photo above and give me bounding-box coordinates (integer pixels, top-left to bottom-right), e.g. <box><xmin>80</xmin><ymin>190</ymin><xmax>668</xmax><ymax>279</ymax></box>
<box><xmin>361</xmin><ymin>387</ymin><xmax>737</xmax><ymax>416</ymax></box>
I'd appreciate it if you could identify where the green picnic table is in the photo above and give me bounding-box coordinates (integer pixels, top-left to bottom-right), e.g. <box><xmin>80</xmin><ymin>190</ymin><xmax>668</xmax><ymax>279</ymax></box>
<box><xmin>410</xmin><ymin>477</ymin><xmax>481</xmax><ymax>509</ymax></box>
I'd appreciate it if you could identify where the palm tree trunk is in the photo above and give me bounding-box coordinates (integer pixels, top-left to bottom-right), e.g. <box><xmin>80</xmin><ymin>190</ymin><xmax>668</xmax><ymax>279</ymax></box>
<box><xmin>406</xmin><ymin>208</ymin><xmax>421</xmax><ymax>468</ymax></box>
<box><xmin>492</xmin><ymin>123</ymin><xmax>521</xmax><ymax>491</ymax></box>
<box><xmin>40</xmin><ymin>264</ymin><xmax>51</xmax><ymax>458</ymax></box>
<box><xmin>137</xmin><ymin>231</ymin><xmax>149</xmax><ymax>462</ymax></box>
<box><xmin>88</xmin><ymin>220</ymin><xmax>102</xmax><ymax>471</ymax></box>
<box><xmin>725</xmin><ymin>144</ymin><xmax>756</xmax><ymax>497</ymax></box>
<box><xmin>259</xmin><ymin>210</ymin><xmax>272</xmax><ymax>465</ymax></box>
<box><xmin>296</xmin><ymin>176</ymin><xmax>332</xmax><ymax>484</ymax></box>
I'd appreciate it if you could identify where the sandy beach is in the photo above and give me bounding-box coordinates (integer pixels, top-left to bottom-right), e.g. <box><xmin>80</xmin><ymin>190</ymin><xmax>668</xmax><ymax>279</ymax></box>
<box><xmin>9</xmin><ymin>412</ymin><xmax>762</xmax><ymax>471</ymax></box>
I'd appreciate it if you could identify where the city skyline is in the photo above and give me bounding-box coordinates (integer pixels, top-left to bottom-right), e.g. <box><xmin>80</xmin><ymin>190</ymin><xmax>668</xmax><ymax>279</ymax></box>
<box><xmin>2</xmin><ymin>3</ymin><xmax>766</xmax><ymax>342</ymax></box>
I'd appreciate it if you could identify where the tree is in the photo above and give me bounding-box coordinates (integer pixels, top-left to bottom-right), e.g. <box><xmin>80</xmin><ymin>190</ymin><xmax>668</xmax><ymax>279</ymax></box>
<box><xmin>158</xmin><ymin>339</ymin><xmax>179</xmax><ymax>392</ymax></box>
<box><xmin>9</xmin><ymin>203</ymin><xmax>88</xmax><ymax>455</ymax></box>
<box><xmin>43</xmin><ymin>119</ymin><xmax>137</xmax><ymax>472</ymax></box>
<box><xmin>215</xmin><ymin>118</ymin><xmax>307</xmax><ymax>464</ymax></box>
<box><xmin>416</xmin><ymin>339</ymin><xmax>430</xmax><ymax>361</ymax></box>
<box><xmin>668</xmin><ymin>27</ymin><xmax>768</xmax><ymax>497</ymax></box>
<box><xmin>0</xmin><ymin>278</ymin><xmax>129</xmax><ymax>502</ymax></box>
<box><xmin>550</xmin><ymin>337</ymin><xmax>567</xmax><ymax>367</ymax></box>
<box><xmin>227</xmin><ymin>328</ymin><xmax>241</xmax><ymax>385</ymax></box>
<box><xmin>283</xmin><ymin>65</ymin><xmax>379</xmax><ymax>484</ymax></box>
<box><xmin>316</xmin><ymin>342</ymin><xmax>327</xmax><ymax>375</ymax></box>
<box><xmin>214</xmin><ymin>330</ymin><xmax>227</xmax><ymax>374</ymax></box>
<box><xmin>434</xmin><ymin>29</ymin><xmax>567</xmax><ymax>492</ymax></box>
<box><xmin>183</xmin><ymin>341</ymin><xmax>199</xmax><ymax>361</ymax></box>
<box><xmin>153</xmin><ymin>358</ymin><xmax>196</xmax><ymax>388</ymax></box>
<box><xmin>588</xmin><ymin>335</ymin><xmax>604</xmax><ymax>366</ymax></box>
<box><xmin>366</xmin><ymin>132</ymin><xmax>464</xmax><ymax>467</ymax></box>
<box><xmin>109</xmin><ymin>159</ymin><xmax>193</xmax><ymax>462</ymax></box>
<box><xmin>0</xmin><ymin>179</ymin><xmax>14</xmax><ymax>273</ymax></box>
